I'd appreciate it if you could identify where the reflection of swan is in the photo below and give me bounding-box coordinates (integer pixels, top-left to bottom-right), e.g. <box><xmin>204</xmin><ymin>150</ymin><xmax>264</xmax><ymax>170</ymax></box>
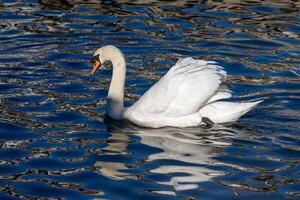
<box><xmin>91</xmin><ymin>45</ymin><xmax>262</xmax><ymax>128</ymax></box>
<box><xmin>136</xmin><ymin>127</ymin><xmax>231</xmax><ymax>192</ymax></box>
<box><xmin>98</xmin><ymin>120</ymin><xmax>234</xmax><ymax>193</ymax></box>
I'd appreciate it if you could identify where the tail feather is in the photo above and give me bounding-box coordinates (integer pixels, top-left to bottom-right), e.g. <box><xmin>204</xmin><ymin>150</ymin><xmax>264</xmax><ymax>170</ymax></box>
<box><xmin>199</xmin><ymin>100</ymin><xmax>263</xmax><ymax>124</ymax></box>
<box><xmin>206</xmin><ymin>91</ymin><xmax>232</xmax><ymax>104</ymax></box>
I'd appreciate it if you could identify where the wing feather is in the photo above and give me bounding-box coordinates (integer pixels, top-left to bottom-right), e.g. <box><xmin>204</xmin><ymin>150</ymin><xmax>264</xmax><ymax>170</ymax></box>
<box><xmin>130</xmin><ymin>57</ymin><xmax>226</xmax><ymax>117</ymax></box>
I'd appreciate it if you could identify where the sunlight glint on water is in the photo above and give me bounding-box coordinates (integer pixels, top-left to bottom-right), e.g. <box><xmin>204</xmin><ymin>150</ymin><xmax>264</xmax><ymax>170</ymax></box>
<box><xmin>0</xmin><ymin>1</ymin><xmax>300</xmax><ymax>199</ymax></box>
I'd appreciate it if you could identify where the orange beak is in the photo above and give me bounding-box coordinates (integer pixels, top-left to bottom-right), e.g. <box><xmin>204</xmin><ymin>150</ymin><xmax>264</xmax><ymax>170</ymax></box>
<box><xmin>91</xmin><ymin>60</ymin><xmax>101</xmax><ymax>75</ymax></box>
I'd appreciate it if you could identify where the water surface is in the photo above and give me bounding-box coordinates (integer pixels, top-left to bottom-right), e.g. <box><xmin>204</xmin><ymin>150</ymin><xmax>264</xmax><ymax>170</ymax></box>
<box><xmin>0</xmin><ymin>0</ymin><xmax>300</xmax><ymax>199</ymax></box>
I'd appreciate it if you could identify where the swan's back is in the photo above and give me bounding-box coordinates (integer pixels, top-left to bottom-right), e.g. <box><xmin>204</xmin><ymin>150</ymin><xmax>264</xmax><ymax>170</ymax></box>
<box><xmin>128</xmin><ymin>57</ymin><xmax>227</xmax><ymax>117</ymax></box>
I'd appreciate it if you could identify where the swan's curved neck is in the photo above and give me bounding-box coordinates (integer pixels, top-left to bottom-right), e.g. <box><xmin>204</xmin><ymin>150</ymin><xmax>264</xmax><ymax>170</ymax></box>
<box><xmin>106</xmin><ymin>50</ymin><xmax>126</xmax><ymax>120</ymax></box>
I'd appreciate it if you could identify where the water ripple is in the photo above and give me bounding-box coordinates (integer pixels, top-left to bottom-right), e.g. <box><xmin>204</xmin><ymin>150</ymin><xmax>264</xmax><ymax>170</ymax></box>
<box><xmin>0</xmin><ymin>0</ymin><xmax>299</xmax><ymax>199</ymax></box>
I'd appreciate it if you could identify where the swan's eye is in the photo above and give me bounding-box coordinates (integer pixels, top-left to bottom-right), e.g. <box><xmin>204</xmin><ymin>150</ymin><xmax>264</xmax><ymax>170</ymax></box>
<box><xmin>91</xmin><ymin>54</ymin><xmax>100</xmax><ymax>64</ymax></box>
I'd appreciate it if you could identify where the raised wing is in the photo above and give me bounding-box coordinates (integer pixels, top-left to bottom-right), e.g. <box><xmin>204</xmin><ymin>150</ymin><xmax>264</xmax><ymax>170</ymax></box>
<box><xmin>130</xmin><ymin>57</ymin><xmax>226</xmax><ymax>117</ymax></box>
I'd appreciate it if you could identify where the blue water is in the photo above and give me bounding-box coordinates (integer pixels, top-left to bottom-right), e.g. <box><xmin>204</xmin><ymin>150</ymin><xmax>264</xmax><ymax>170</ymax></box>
<box><xmin>0</xmin><ymin>1</ymin><xmax>300</xmax><ymax>199</ymax></box>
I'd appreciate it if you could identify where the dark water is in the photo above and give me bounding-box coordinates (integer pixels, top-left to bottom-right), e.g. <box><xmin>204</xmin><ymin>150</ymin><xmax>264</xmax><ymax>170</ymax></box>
<box><xmin>0</xmin><ymin>0</ymin><xmax>300</xmax><ymax>199</ymax></box>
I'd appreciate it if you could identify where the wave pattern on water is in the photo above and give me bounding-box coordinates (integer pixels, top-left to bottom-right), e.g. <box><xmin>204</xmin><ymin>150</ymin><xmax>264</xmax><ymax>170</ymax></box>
<box><xmin>0</xmin><ymin>0</ymin><xmax>300</xmax><ymax>199</ymax></box>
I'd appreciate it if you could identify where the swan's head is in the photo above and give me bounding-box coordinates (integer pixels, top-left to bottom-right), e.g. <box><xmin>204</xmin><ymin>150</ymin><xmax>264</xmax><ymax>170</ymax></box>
<box><xmin>91</xmin><ymin>45</ymin><xmax>124</xmax><ymax>75</ymax></box>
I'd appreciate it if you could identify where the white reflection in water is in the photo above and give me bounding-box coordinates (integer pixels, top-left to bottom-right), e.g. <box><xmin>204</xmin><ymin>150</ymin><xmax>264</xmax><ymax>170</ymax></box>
<box><xmin>136</xmin><ymin>127</ymin><xmax>232</xmax><ymax>191</ymax></box>
<box><xmin>103</xmin><ymin>121</ymin><xmax>235</xmax><ymax>193</ymax></box>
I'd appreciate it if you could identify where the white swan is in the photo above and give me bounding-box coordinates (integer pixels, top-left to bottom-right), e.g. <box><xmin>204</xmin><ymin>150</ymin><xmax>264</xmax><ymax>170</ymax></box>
<box><xmin>91</xmin><ymin>45</ymin><xmax>262</xmax><ymax>128</ymax></box>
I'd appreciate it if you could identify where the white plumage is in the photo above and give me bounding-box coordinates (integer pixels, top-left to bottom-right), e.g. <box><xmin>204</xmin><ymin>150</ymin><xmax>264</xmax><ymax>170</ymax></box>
<box><xmin>91</xmin><ymin>45</ymin><xmax>262</xmax><ymax>128</ymax></box>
